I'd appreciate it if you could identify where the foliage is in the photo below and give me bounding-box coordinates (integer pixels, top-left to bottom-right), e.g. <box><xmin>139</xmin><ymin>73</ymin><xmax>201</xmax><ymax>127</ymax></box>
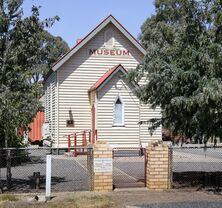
<box><xmin>32</xmin><ymin>30</ymin><xmax>69</xmax><ymax>83</ymax></box>
<box><xmin>130</xmin><ymin>0</ymin><xmax>222</xmax><ymax>142</ymax></box>
<box><xmin>0</xmin><ymin>0</ymin><xmax>60</xmax><ymax>147</ymax></box>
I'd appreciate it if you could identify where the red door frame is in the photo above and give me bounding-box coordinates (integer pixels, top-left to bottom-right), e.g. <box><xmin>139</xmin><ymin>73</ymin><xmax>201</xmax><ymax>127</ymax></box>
<box><xmin>91</xmin><ymin>104</ymin><xmax>96</xmax><ymax>143</ymax></box>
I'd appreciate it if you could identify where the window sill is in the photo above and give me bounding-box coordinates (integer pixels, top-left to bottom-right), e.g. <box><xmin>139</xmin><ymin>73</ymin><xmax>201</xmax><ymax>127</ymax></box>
<box><xmin>112</xmin><ymin>125</ymin><xmax>125</xmax><ymax>127</ymax></box>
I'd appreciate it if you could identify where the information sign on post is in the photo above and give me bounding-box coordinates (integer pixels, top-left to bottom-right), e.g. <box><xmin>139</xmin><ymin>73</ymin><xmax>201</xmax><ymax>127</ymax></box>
<box><xmin>94</xmin><ymin>158</ymin><xmax>113</xmax><ymax>173</ymax></box>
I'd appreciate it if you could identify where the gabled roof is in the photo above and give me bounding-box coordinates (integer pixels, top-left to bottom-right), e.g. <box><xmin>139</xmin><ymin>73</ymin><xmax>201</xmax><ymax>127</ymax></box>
<box><xmin>89</xmin><ymin>64</ymin><xmax>128</xmax><ymax>92</ymax></box>
<box><xmin>51</xmin><ymin>15</ymin><xmax>146</xmax><ymax>72</ymax></box>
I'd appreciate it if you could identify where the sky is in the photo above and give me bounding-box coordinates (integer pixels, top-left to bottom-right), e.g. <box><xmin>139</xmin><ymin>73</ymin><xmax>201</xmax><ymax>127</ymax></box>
<box><xmin>23</xmin><ymin>0</ymin><xmax>155</xmax><ymax>48</ymax></box>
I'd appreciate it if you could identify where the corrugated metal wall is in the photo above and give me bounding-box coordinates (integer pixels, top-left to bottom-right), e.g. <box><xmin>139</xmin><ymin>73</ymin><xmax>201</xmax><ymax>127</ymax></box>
<box><xmin>28</xmin><ymin>111</ymin><xmax>45</xmax><ymax>142</ymax></box>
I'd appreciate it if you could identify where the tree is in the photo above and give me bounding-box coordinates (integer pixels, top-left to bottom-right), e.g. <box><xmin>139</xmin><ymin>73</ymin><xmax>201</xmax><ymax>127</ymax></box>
<box><xmin>130</xmin><ymin>0</ymin><xmax>222</xmax><ymax>143</ymax></box>
<box><xmin>31</xmin><ymin>31</ymin><xmax>69</xmax><ymax>83</ymax></box>
<box><xmin>0</xmin><ymin>0</ymin><xmax>59</xmax><ymax>147</ymax></box>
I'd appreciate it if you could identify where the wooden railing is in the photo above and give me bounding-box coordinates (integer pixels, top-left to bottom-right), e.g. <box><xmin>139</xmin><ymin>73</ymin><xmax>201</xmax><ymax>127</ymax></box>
<box><xmin>65</xmin><ymin>129</ymin><xmax>97</xmax><ymax>156</ymax></box>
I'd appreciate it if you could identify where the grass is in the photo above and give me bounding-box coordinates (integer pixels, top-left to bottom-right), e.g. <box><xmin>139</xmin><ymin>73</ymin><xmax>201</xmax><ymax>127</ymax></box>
<box><xmin>64</xmin><ymin>195</ymin><xmax>114</xmax><ymax>208</ymax></box>
<box><xmin>0</xmin><ymin>193</ymin><xmax>114</xmax><ymax>208</ymax></box>
<box><xmin>0</xmin><ymin>194</ymin><xmax>18</xmax><ymax>208</ymax></box>
<box><xmin>0</xmin><ymin>194</ymin><xmax>18</xmax><ymax>202</ymax></box>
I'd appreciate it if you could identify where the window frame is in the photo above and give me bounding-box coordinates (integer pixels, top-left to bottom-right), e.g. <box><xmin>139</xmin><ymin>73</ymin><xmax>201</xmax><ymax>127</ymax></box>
<box><xmin>113</xmin><ymin>96</ymin><xmax>124</xmax><ymax>127</ymax></box>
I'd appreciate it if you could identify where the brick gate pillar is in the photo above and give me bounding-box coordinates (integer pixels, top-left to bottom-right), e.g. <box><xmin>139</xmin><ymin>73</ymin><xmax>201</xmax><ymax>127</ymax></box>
<box><xmin>146</xmin><ymin>142</ymin><xmax>172</xmax><ymax>191</ymax></box>
<box><xmin>87</xmin><ymin>141</ymin><xmax>113</xmax><ymax>192</ymax></box>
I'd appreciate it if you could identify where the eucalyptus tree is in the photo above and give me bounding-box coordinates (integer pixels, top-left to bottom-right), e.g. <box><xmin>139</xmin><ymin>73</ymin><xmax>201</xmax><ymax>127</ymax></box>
<box><xmin>130</xmin><ymin>0</ymin><xmax>222</xmax><ymax>143</ymax></box>
<box><xmin>0</xmin><ymin>0</ymin><xmax>60</xmax><ymax>147</ymax></box>
<box><xmin>31</xmin><ymin>30</ymin><xmax>69</xmax><ymax>83</ymax></box>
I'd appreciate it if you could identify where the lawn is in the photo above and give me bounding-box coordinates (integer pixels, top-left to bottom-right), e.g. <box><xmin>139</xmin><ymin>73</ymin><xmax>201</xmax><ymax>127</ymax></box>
<box><xmin>0</xmin><ymin>193</ymin><xmax>114</xmax><ymax>208</ymax></box>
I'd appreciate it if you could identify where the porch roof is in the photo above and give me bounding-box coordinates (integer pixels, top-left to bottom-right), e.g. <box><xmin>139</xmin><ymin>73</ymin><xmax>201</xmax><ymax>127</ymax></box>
<box><xmin>88</xmin><ymin>64</ymin><xmax>128</xmax><ymax>92</ymax></box>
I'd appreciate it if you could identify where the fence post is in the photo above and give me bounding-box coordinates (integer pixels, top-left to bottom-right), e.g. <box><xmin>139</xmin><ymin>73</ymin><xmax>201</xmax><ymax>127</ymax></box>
<box><xmin>83</xmin><ymin>131</ymin><xmax>86</xmax><ymax>152</ymax></box>
<box><xmin>87</xmin><ymin>145</ymin><xmax>93</xmax><ymax>191</ymax></box>
<box><xmin>6</xmin><ymin>149</ymin><xmax>11</xmax><ymax>190</ymax></box>
<box><xmin>93</xmin><ymin>130</ymin><xmax>97</xmax><ymax>143</ymax></box>
<box><xmin>215</xmin><ymin>171</ymin><xmax>220</xmax><ymax>192</ymax></box>
<box><xmin>89</xmin><ymin>131</ymin><xmax>91</xmax><ymax>143</ymax></box>
<box><xmin>87</xmin><ymin>141</ymin><xmax>113</xmax><ymax>192</ymax></box>
<box><xmin>0</xmin><ymin>149</ymin><xmax>3</xmax><ymax>193</ymax></box>
<box><xmin>46</xmin><ymin>154</ymin><xmax>52</xmax><ymax>200</ymax></box>
<box><xmin>169</xmin><ymin>147</ymin><xmax>173</xmax><ymax>189</ymax></box>
<box><xmin>33</xmin><ymin>172</ymin><xmax>40</xmax><ymax>189</ymax></box>
<box><xmin>144</xmin><ymin>148</ymin><xmax>147</xmax><ymax>187</ymax></box>
<box><xmin>146</xmin><ymin>142</ymin><xmax>172</xmax><ymax>191</ymax></box>
<box><xmin>74</xmin><ymin>133</ymin><xmax>77</xmax><ymax>157</ymax></box>
<box><xmin>95</xmin><ymin>130</ymin><xmax>98</xmax><ymax>142</ymax></box>
<box><xmin>68</xmin><ymin>135</ymin><xmax>71</xmax><ymax>153</ymax></box>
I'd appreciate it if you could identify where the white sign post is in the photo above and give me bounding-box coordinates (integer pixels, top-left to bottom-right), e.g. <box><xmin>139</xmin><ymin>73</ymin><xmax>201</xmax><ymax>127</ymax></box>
<box><xmin>45</xmin><ymin>155</ymin><xmax>52</xmax><ymax>200</ymax></box>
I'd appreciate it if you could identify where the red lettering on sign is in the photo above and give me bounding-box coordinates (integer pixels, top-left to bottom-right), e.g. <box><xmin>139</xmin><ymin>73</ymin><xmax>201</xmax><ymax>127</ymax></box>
<box><xmin>104</xmin><ymin>50</ymin><xmax>109</xmax><ymax>55</ymax></box>
<box><xmin>97</xmin><ymin>49</ymin><xmax>103</xmax><ymax>55</ymax></box>
<box><xmin>116</xmin><ymin>50</ymin><xmax>122</xmax><ymax>56</ymax></box>
<box><xmin>89</xmin><ymin>49</ymin><xmax>130</xmax><ymax>56</ymax></box>
<box><xmin>123</xmin><ymin>50</ymin><xmax>130</xmax><ymax>56</ymax></box>
<box><xmin>110</xmin><ymin>50</ymin><xmax>115</xmax><ymax>55</ymax></box>
<box><xmin>89</xmin><ymin>49</ymin><xmax>96</xmax><ymax>55</ymax></box>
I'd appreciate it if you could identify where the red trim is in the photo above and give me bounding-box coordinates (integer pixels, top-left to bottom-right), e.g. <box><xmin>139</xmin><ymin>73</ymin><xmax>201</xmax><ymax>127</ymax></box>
<box><xmin>68</xmin><ymin>135</ymin><xmax>71</xmax><ymax>152</ymax></box>
<box><xmin>89</xmin><ymin>64</ymin><xmax>127</xmax><ymax>92</ymax></box>
<box><xmin>89</xmin><ymin>130</ymin><xmax>91</xmax><ymax>143</ymax></box>
<box><xmin>91</xmin><ymin>105</ymin><xmax>96</xmax><ymax>143</ymax></box>
<box><xmin>45</xmin><ymin>15</ymin><xmax>145</xmax><ymax>82</ymax></box>
<box><xmin>74</xmin><ymin>133</ymin><xmax>77</xmax><ymax>157</ymax></box>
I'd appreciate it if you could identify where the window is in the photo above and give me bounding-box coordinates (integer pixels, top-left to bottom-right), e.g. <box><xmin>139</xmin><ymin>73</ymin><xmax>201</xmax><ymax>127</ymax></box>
<box><xmin>113</xmin><ymin>97</ymin><xmax>124</xmax><ymax>126</ymax></box>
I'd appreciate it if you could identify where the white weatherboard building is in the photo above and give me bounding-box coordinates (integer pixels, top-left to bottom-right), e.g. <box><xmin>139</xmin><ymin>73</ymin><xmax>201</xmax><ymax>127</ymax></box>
<box><xmin>44</xmin><ymin>15</ymin><xmax>161</xmax><ymax>148</ymax></box>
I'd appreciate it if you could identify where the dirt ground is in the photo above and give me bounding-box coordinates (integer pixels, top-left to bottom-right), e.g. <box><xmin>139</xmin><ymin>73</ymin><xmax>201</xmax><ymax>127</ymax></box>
<box><xmin>1</xmin><ymin>188</ymin><xmax>222</xmax><ymax>208</ymax></box>
<box><xmin>110</xmin><ymin>188</ymin><xmax>222</xmax><ymax>207</ymax></box>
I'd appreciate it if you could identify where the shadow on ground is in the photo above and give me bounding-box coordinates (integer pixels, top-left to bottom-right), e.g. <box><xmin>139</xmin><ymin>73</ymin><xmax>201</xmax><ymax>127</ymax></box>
<box><xmin>173</xmin><ymin>171</ymin><xmax>222</xmax><ymax>191</ymax></box>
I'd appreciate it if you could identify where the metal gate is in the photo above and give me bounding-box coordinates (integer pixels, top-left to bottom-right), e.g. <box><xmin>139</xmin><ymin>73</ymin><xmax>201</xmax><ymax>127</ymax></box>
<box><xmin>51</xmin><ymin>149</ymin><xmax>90</xmax><ymax>192</ymax></box>
<box><xmin>113</xmin><ymin>147</ymin><xmax>146</xmax><ymax>188</ymax></box>
<box><xmin>0</xmin><ymin>147</ymin><xmax>91</xmax><ymax>193</ymax></box>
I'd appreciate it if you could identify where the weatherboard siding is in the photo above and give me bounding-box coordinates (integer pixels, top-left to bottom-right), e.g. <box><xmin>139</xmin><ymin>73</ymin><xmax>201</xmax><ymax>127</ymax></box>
<box><xmin>44</xmin><ymin>71</ymin><xmax>57</xmax><ymax>144</ymax></box>
<box><xmin>97</xmin><ymin>71</ymin><xmax>140</xmax><ymax>146</ymax></box>
<box><xmin>140</xmin><ymin>105</ymin><xmax>162</xmax><ymax>146</ymax></box>
<box><xmin>96</xmin><ymin>72</ymin><xmax>162</xmax><ymax>147</ymax></box>
<box><xmin>54</xmin><ymin>23</ymin><xmax>161</xmax><ymax>147</ymax></box>
<box><xmin>57</xmin><ymin>25</ymin><xmax>142</xmax><ymax>147</ymax></box>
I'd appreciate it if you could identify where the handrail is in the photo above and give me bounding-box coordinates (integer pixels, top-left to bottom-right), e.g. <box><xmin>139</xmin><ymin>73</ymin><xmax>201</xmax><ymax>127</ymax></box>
<box><xmin>63</xmin><ymin>129</ymin><xmax>94</xmax><ymax>138</ymax></box>
<box><xmin>66</xmin><ymin>129</ymin><xmax>97</xmax><ymax>156</ymax></box>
